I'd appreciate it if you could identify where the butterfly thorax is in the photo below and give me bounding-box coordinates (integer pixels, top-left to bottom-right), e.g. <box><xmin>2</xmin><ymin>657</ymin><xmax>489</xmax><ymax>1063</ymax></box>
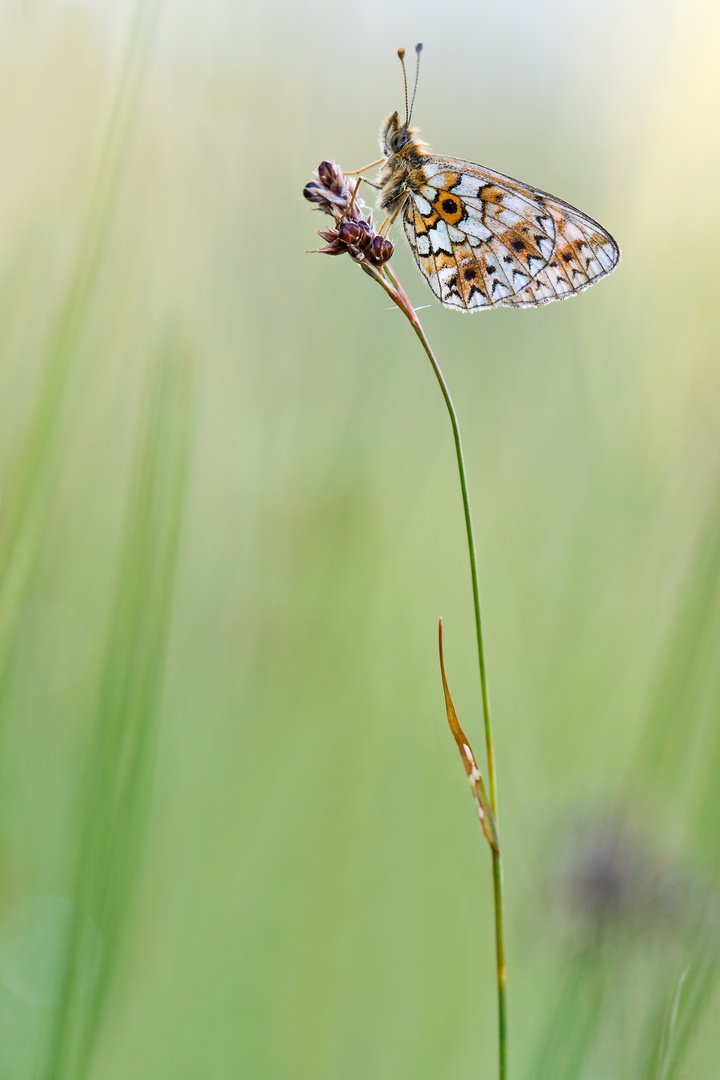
<box><xmin>377</xmin><ymin>111</ymin><xmax>429</xmax><ymax>217</ymax></box>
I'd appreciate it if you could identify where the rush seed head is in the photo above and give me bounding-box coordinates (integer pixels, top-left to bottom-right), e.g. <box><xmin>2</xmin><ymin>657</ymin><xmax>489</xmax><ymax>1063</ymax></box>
<box><xmin>303</xmin><ymin>161</ymin><xmax>394</xmax><ymax>267</ymax></box>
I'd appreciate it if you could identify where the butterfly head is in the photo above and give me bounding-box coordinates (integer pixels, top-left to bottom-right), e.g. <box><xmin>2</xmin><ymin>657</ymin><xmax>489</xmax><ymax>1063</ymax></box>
<box><xmin>379</xmin><ymin>111</ymin><xmax>417</xmax><ymax>157</ymax></box>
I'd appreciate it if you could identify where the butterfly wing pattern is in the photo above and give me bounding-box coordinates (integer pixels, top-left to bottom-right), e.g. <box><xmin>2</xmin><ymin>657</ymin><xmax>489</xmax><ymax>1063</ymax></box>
<box><xmin>402</xmin><ymin>156</ymin><xmax>619</xmax><ymax>311</ymax></box>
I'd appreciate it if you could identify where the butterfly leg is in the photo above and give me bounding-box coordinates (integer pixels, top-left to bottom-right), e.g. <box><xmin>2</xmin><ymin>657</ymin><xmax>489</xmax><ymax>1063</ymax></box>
<box><xmin>344</xmin><ymin>157</ymin><xmax>385</xmax><ymax>175</ymax></box>
<box><xmin>380</xmin><ymin>204</ymin><xmax>403</xmax><ymax>237</ymax></box>
<box><xmin>334</xmin><ymin>177</ymin><xmax>365</xmax><ymax>228</ymax></box>
<box><xmin>336</xmin><ymin>176</ymin><xmax>382</xmax><ymax>228</ymax></box>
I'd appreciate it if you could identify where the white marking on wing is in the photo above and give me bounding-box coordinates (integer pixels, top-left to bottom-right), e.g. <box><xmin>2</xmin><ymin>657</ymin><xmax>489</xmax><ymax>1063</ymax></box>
<box><xmin>429</xmin><ymin>220</ymin><xmax>453</xmax><ymax>254</ymax></box>
<box><xmin>437</xmin><ymin>263</ymin><xmax>458</xmax><ymax>287</ymax></box>
<box><xmin>451</xmin><ymin>174</ymin><xmax>485</xmax><ymax>198</ymax></box>
<box><xmin>413</xmin><ymin>193</ymin><xmax>433</xmax><ymax>216</ymax></box>
<box><xmin>594</xmin><ymin>243</ymin><xmax>616</xmax><ymax>271</ymax></box>
<box><xmin>537</xmin><ymin>236</ymin><xmax>554</xmax><ymax>260</ymax></box>
<box><xmin>490</xmin><ymin>279</ymin><xmax>511</xmax><ymax>299</ymax></box>
<box><xmin>422</xmin><ymin>161</ymin><xmax>442</xmax><ymax>180</ymax></box>
<box><xmin>500</xmin><ymin>194</ymin><xmax>531</xmax><ymax>218</ymax></box>
<box><xmin>461</xmin><ymin>217</ymin><xmax>492</xmax><ymax>242</ymax></box>
<box><xmin>463</xmin><ymin>203</ymin><xmax>485</xmax><ymax>220</ymax></box>
<box><xmin>512</xmin><ymin>270</ymin><xmax>531</xmax><ymax>290</ymax></box>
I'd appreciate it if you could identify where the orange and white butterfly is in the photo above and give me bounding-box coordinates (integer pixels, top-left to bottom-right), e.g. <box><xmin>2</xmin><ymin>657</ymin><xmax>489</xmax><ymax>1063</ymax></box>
<box><xmin>373</xmin><ymin>44</ymin><xmax>620</xmax><ymax>311</ymax></box>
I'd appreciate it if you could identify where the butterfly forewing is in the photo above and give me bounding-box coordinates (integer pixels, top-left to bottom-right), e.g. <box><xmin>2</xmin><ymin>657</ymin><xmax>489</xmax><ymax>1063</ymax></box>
<box><xmin>402</xmin><ymin>156</ymin><xmax>619</xmax><ymax>312</ymax></box>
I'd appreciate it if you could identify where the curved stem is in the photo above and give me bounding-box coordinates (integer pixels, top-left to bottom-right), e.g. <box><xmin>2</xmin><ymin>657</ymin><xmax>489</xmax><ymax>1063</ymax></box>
<box><xmin>368</xmin><ymin>261</ymin><xmax>507</xmax><ymax>1080</ymax></box>
<box><xmin>412</xmin><ymin>320</ymin><xmax>497</xmax><ymax>808</ymax></box>
<box><xmin>409</xmin><ymin>310</ymin><xmax>507</xmax><ymax>1080</ymax></box>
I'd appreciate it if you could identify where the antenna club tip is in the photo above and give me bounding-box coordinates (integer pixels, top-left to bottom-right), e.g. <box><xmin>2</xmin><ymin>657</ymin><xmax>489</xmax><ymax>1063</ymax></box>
<box><xmin>397</xmin><ymin>47</ymin><xmax>405</xmax><ymax>60</ymax></box>
<box><xmin>415</xmin><ymin>42</ymin><xmax>423</xmax><ymax>53</ymax></box>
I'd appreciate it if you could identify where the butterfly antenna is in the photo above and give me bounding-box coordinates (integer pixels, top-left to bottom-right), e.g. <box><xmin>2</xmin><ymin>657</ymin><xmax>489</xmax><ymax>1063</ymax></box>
<box><xmin>397</xmin><ymin>47</ymin><xmax>409</xmax><ymax>125</ymax></box>
<box><xmin>407</xmin><ymin>42</ymin><xmax>423</xmax><ymax>124</ymax></box>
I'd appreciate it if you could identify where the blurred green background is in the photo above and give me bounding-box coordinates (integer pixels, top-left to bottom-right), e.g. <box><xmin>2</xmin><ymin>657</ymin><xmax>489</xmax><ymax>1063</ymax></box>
<box><xmin>1</xmin><ymin>0</ymin><xmax>719</xmax><ymax>1077</ymax></box>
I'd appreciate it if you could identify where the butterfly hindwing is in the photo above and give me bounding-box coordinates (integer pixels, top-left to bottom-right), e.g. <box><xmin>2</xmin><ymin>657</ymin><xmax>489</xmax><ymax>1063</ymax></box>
<box><xmin>402</xmin><ymin>156</ymin><xmax>619</xmax><ymax>312</ymax></box>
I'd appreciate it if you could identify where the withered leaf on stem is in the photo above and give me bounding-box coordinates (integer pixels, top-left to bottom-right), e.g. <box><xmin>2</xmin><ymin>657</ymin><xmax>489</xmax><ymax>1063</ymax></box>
<box><xmin>439</xmin><ymin>619</ymin><xmax>499</xmax><ymax>854</ymax></box>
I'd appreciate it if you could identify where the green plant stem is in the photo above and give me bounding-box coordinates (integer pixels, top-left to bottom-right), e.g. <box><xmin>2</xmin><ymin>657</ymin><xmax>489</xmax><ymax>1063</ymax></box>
<box><xmin>368</xmin><ymin>262</ymin><xmax>507</xmax><ymax>1080</ymax></box>
<box><xmin>406</xmin><ymin>299</ymin><xmax>507</xmax><ymax>1080</ymax></box>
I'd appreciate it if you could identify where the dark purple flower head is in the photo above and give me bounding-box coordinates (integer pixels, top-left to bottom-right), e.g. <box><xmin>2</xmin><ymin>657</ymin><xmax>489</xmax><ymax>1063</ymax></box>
<box><xmin>303</xmin><ymin>161</ymin><xmax>393</xmax><ymax>267</ymax></box>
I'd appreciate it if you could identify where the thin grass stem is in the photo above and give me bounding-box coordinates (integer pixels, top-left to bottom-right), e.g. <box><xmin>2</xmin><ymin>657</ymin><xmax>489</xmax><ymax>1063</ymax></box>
<box><xmin>365</xmin><ymin>260</ymin><xmax>507</xmax><ymax>1080</ymax></box>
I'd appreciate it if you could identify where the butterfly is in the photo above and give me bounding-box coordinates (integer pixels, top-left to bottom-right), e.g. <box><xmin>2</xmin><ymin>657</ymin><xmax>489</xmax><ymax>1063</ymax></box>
<box><xmin>371</xmin><ymin>44</ymin><xmax>620</xmax><ymax>311</ymax></box>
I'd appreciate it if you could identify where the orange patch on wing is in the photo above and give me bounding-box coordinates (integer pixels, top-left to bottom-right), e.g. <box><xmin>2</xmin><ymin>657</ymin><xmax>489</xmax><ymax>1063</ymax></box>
<box><xmin>414</xmin><ymin>207</ymin><xmax>438</xmax><ymax>233</ymax></box>
<box><xmin>478</xmin><ymin>185</ymin><xmax>505</xmax><ymax>206</ymax></box>
<box><xmin>456</xmin><ymin>258</ymin><xmax>485</xmax><ymax>305</ymax></box>
<box><xmin>586</xmin><ymin>229</ymin><xmax>611</xmax><ymax>251</ymax></box>
<box><xmin>498</xmin><ymin>229</ymin><xmax>546</xmax><ymax>263</ymax></box>
<box><xmin>417</xmin><ymin>254</ymin><xmax>436</xmax><ymax>278</ymax></box>
<box><xmin>435</xmin><ymin>191</ymin><xmax>464</xmax><ymax>226</ymax></box>
<box><xmin>555</xmin><ymin>244</ymin><xmax>579</xmax><ymax>273</ymax></box>
<box><xmin>433</xmin><ymin>252</ymin><xmax>457</xmax><ymax>271</ymax></box>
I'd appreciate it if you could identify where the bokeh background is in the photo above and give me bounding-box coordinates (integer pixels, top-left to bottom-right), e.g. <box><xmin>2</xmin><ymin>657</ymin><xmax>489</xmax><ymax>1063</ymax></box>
<box><xmin>1</xmin><ymin>0</ymin><xmax>719</xmax><ymax>1077</ymax></box>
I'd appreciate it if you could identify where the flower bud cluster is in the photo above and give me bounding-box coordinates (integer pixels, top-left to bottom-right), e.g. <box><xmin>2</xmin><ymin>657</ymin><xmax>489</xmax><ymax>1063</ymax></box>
<box><xmin>304</xmin><ymin>161</ymin><xmax>393</xmax><ymax>266</ymax></box>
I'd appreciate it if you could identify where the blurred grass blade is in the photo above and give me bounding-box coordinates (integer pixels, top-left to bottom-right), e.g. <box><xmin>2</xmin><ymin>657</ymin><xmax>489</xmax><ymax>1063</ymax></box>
<box><xmin>630</xmin><ymin>490</ymin><xmax>720</xmax><ymax>827</ymax></box>
<box><xmin>0</xmin><ymin>0</ymin><xmax>164</xmax><ymax>657</ymax></box>
<box><xmin>41</xmin><ymin>339</ymin><xmax>193</xmax><ymax>1080</ymax></box>
<box><xmin>648</xmin><ymin>966</ymin><xmax>688</xmax><ymax>1080</ymax></box>
<box><xmin>438</xmin><ymin>619</ymin><xmax>498</xmax><ymax>853</ymax></box>
<box><xmin>655</xmin><ymin>939</ymin><xmax>719</xmax><ymax>1080</ymax></box>
<box><xmin>527</xmin><ymin>946</ymin><xmax>610</xmax><ymax>1080</ymax></box>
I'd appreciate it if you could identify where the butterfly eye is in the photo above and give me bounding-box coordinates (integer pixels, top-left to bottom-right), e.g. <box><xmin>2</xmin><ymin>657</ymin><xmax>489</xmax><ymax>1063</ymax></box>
<box><xmin>389</xmin><ymin>129</ymin><xmax>410</xmax><ymax>152</ymax></box>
